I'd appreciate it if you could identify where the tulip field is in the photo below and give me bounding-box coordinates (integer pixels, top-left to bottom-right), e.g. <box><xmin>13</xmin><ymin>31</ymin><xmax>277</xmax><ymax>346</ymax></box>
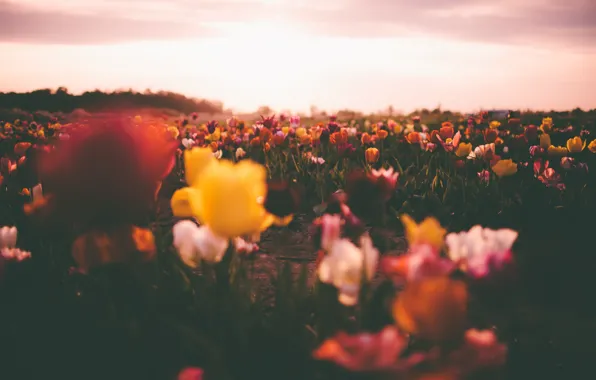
<box><xmin>1</xmin><ymin>110</ymin><xmax>596</xmax><ymax>379</ymax></box>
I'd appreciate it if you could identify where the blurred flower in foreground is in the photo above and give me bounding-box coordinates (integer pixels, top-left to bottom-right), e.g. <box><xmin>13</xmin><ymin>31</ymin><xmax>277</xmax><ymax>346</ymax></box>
<box><xmin>445</xmin><ymin>225</ymin><xmax>518</xmax><ymax>278</ymax></box>
<box><xmin>0</xmin><ymin>226</ymin><xmax>31</xmax><ymax>262</ymax></box>
<box><xmin>381</xmin><ymin>215</ymin><xmax>453</xmax><ymax>282</ymax></box>
<box><xmin>177</xmin><ymin>367</ymin><xmax>204</xmax><ymax>380</ymax></box>
<box><xmin>172</xmin><ymin>220</ymin><xmax>228</xmax><ymax>265</ymax></box>
<box><xmin>369</xmin><ymin>167</ymin><xmax>399</xmax><ymax>201</ymax></box>
<box><xmin>393</xmin><ymin>276</ymin><xmax>468</xmax><ymax>344</ymax></box>
<box><xmin>313</xmin><ymin>326</ymin><xmax>412</xmax><ymax>372</ymax></box>
<box><xmin>318</xmin><ymin>233</ymin><xmax>379</xmax><ymax>306</ymax></box>
<box><xmin>314</xmin><ymin>326</ymin><xmax>506</xmax><ymax>377</ymax></box>
<box><xmin>36</xmin><ymin>120</ymin><xmax>178</xmax><ymax>229</ymax></box>
<box><xmin>264</xmin><ymin>180</ymin><xmax>301</xmax><ymax>226</ymax></box>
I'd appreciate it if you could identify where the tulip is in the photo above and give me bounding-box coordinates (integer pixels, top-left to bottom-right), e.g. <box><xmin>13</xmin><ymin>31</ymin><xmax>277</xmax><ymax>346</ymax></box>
<box><xmin>439</xmin><ymin>124</ymin><xmax>455</xmax><ymax>140</ymax></box>
<box><xmin>376</xmin><ymin>129</ymin><xmax>388</xmax><ymax>140</ymax></box>
<box><xmin>171</xmin><ymin>157</ymin><xmax>274</xmax><ymax>238</ymax></box>
<box><xmin>524</xmin><ymin>125</ymin><xmax>538</xmax><ymax>141</ymax></box>
<box><xmin>365</xmin><ymin>147</ymin><xmax>380</xmax><ymax>164</ymax></box>
<box><xmin>235</xmin><ymin>147</ymin><xmax>246</xmax><ymax>160</ymax></box>
<box><xmin>401</xmin><ymin>214</ymin><xmax>446</xmax><ymax>253</ymax></box>
<box><xmin>547</xmin><ymin>145</ymin><xmax>568</xmax><ymax>157</ymax></box>
<box><xmin>445</xmin><ymin>225</ymin><xmax>518</xmax><ymax>278</ymax></box>
<box><xmin>393</xmin><ymin>276</ymin><xmax>468</xmax><ymax>343</ymax></box>
<box><xmin>566</xmin><ymin>137</ymin><xmax>586</xmax><ymax>153</ymax></box>
<box><xmin>0</xmin><ymin>226</ymin><xmax>17</xmax><ymax>248</ymax></box>
<box><xmin>477</xmin><ymin>170</ymin><xmax>490</xmax><ymax>183</ymax></box>
<box><xmin>360</xmin><ymin>132</ymin><xmax>372</xmax><ymax>145</ymax></box>
<box><xmin>454</xmin><ymin>143</ymin><xmax>472</xmax><ymax>158</ymax></box>
<box><xmin>172</xmin><ymin>221</ymin><xmax>229</xmax><ymax>265</ymax></box>
<box><xmin>405</xmin><ymin>132</ymin><xmax>421</xmax><ymax>144</ymax></box>
<box><xmin>318</xmin><ymin>234</ymin><xmax>379</xmax><ymax>306</ymax></box>
<box><xmin>539</xmin><ymin>134</ymin><xmax>551</xmax><ymax>149</ymax></box>
<box><xmin>589</xmin><ymin>139</ymin><xmax>596</xmax><ymax>153</ymax></box>
<box><xmin>491</xmin><ymin>159</ymin><xmax>517</xmax><ymax>177</ymax></box>
<box><xmin>14</xmin><ymin>142</ymin><xmax>32</xmax><ymax>156</ymax></box>
<box><xmin>540</xmin><ymin>117</ymin><xmax>553</xmax><ymax>133</ymax></box>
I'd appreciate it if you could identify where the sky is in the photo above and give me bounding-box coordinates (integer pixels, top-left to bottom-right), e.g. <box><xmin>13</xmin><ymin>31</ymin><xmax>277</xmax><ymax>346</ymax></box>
<box><xmin>0</xmin><ymin>0</ymin><xmax>595</xmax><ymax>113</ymax></box>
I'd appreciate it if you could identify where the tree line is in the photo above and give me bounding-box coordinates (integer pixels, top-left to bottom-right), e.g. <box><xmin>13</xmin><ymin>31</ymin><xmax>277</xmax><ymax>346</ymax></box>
<box><xmin>0</xmin><ymin>88</ymin><xmax>224</xmax><ymax>115</ymax></box>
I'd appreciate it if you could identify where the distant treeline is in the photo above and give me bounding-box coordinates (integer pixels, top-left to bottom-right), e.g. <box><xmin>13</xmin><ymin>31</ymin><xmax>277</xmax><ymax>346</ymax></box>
<box><xmin>0</xmin><ymin>88</ymin><xmax>224</xmax><ymax>115</ymax></box>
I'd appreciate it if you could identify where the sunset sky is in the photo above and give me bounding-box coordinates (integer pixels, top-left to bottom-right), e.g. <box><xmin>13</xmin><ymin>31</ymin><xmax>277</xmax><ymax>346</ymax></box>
<box><xmin>0</xmin><ymin>0</ymin><xmax>594</xmax><ymax>113</ymax></box>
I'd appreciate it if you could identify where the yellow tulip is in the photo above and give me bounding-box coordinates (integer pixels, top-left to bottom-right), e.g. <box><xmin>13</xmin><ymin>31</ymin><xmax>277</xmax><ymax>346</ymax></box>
<box><xmin>281</xmin><ymin>126</ymin><xmax>289</xmax><ymax>135</ymax></box>
<box><xmin>588</xmin><ymin>139</ymin><xmax>596</xmax><ymax>153</ymax></box>
<box><xmin>539</xmin><ymin>134</ymin><xmax>551</xmax><ymax>149</ymax></box>
<box><xmin>295</xmin><ymin>127</ymin><xmax>307</xmax><ymax>138</ymax></box>
<box><xmin>540</xmin><ymin>117</ymin><xmax>553</xmax><ymax>133</ymax></box>
<box><xmin>547</xmin><ymin>145</ymin><xmax>568</xmax><ymax>157</ymax></box>
<box><xmin>208</xmin><ymin>128</ymin><xmax>221</xmax><ymax>142</ymax></box>
<box><xmin>491</xmin><ymin>159</ymin><xmax>518</xmax><ymax>177</ymax></box>
<box><xmin>489</xmin><ymin>121</ymin><xmax>501</xmax><ymax>129</ymax></box>
<box><xmin>454</xmin><ymin>142</ymin><xmax>472</xmax><ymax>158</ymax></box>
<box><xmin>171</xmin><ymin>159</ymin><xmax>273</xmax><ymax>238</ymax></box>
<box><xmin>566</xmin><ymin>137</ymin><xmax>585</xmax><ymax>153</ymax></box>
<box><xmin>183</xmin><ymin>147</ymin><xmax>216</xmax><ymax>187</ymax></box>
<box><xmin>400</xmin><ymin>214</ymin><xmax>446</xmax><ymax>251</ymax></box>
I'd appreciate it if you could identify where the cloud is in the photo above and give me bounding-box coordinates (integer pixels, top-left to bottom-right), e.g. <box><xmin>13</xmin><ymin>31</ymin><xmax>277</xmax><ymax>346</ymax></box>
<box><xmin>294</xmin><ymin>0</ymin><xmax>596</xmax><ymax>50</ymax></box>
<box><xmin>0</xmin><ymin>0</ymin><xmax>594</xmax><ymax>50</ymax></box>
<box><xmin>0</xmin><ymin>1</ymin><xmax>216</xmax><ymax>44</ymax></box>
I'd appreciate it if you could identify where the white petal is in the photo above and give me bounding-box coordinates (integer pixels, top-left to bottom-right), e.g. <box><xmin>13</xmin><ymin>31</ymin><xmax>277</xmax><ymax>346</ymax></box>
<box><xmin>318</xmin><ymin>256</ymin><xmax>333</xmax><ymax>283</ymax></box>
<box><xmin>0</xmin><ymin>226</ymin><xmax>17</xmax><ymax>248</ymax></box>
<box><xmin>194</xmin><ymin>226</ymin><xmax>229</xmax><ymax>263</ymax></box>
<box><xmin>32</xmin><ymin>183</ymin><xmax>43</xmax><ymax>203</ymax></box>
<box><xmin>172</xmin><ymin>221</ymin><xmax>202</xmax><ymax>266</ymax></box>
<box><xmin>338</xmin><ymin>283</ymin><xmax>360</xmax><ymax>306</ymax></box>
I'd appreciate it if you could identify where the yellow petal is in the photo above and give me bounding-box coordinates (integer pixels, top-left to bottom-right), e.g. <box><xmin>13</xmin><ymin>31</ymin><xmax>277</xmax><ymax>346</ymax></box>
<box><xmin>184</xmin><ymin>147</ymin><xmax>216</xmax><ymax>186</ymax></box>
<box><xmin>171</xmin><ymin>187</ymin><xmax>203</xmax><ymax>220</ymax></box>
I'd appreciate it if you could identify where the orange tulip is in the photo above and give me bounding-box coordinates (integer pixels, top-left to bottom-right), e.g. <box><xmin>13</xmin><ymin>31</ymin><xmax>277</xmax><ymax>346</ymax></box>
<box><xmin>250</xmin><ymin>137</ymin><xmax>261</xmax><ymax>147</ymax></box>
<box><xmin>272</xmin><ymin>134</ymin><xmax>285</xmax><ymax>146</ymax></box>
<box><xmin>406</xmin><ymin>132</ymin><xmax>421</xmax><ymax>144</ymax></box>
<box><xmin>361</xmin><ymin>133</ymin><xmax>372</xmax><ymax>145</ymax></box>
<box><xmin>377</xmin><ymin>129</ymin><xmax>388</xmax><ymax>140</ymax></box>
<box><xmin>365</xmin><ymin>147</ymin><xmax>380</xmax><ymax>164</ymax></box>
<box><xmin>299</xmin><ymin>134</ymin><xmax>312</xmax><ymax>145</ymax></box>
<box><xmin>14</xmin><ymin>142</ymin><xmax>32</xmax><ymax>156</ymax></box>
<box><xmin>439</xmin><ymin>125</ymin><xmax>454</xmax><ymax>140</ymax></box>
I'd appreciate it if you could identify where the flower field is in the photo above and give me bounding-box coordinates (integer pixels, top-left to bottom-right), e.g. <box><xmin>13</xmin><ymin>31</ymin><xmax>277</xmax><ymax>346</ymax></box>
<box><xmin>1</xmin><ymin>111</ymin><xmax>596</xmax><ymax>379</ymax></box>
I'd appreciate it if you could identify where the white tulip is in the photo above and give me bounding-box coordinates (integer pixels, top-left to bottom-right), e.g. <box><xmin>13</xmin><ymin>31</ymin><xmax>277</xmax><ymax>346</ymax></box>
<box><xmin>0</xmin><ymin>226</ymin><xmax>17</xmax><ymax>248</ymax></box>
<box><xmin>318</xmin><ymin>234</ymin><xmax>379</xmax><ymax>306</ymax></box>
<box><xmin>172</xmin><ymin>221</ymin><xmax>229</xmax><ymax>265</ymax></box>
<box><xmin>446</xmin><ymin>225</ymin><xmax>518</xmax><ymax>277</ymax></box>
<box><xmin>182</xmin><ymin>138</ymin><xmax>195</xmax><ymax>149</ymax></box>
<box><xmin>235</xmin><ymin>147</ymin><xmax>246</xmax><ymax>160</ymax></box>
